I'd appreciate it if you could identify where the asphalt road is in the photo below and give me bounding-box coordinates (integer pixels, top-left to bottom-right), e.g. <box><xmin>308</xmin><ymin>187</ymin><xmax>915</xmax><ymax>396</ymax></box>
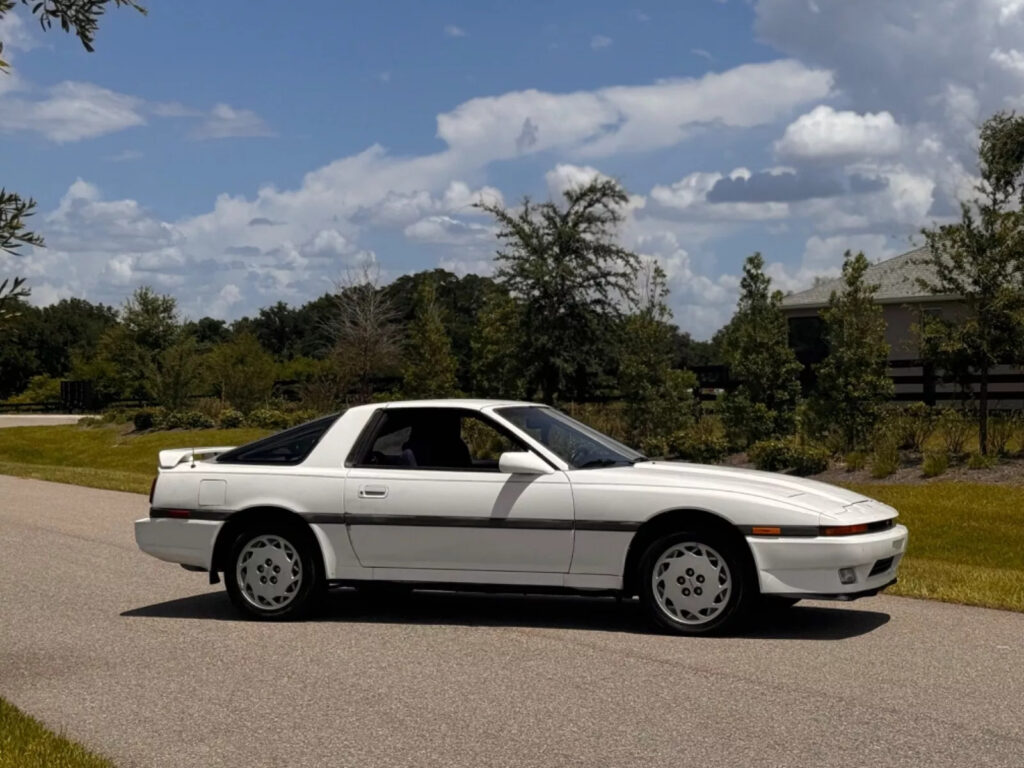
<box><xmin>0</xmin><ymin>414</ymin><xmax>85</xmax><ymax>427</ymax></box>
<box><xmin>2</xmin><ymin>475</ymin><xmax>1023</xmax><ymax>768</ymax></box>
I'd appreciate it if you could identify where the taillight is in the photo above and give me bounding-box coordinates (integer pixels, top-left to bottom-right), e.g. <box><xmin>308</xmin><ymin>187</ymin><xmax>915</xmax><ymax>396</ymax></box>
<box><xmin>149</xmin><ymin>477</ymin><xmax>157</xmax><ymax>505</ymax></box>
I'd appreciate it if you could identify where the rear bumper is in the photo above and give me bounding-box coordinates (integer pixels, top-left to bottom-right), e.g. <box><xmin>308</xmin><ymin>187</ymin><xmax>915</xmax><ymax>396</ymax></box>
<box><xmin>748</xmin><ymin>523</ymin><xmax>907</xmax><ymax>597</ymax></box>
<box><xmin>134</xmin><ymin>517</ymin><xmax>222</xmax><ymax>570</ymax></box>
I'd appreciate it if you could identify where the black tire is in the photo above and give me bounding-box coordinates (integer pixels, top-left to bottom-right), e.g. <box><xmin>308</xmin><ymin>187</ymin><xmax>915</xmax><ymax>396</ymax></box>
<box><xmin>224</xmin><ymin>523</ymin><xmax>324</xmax><ymax>620</ymax></box>
<box><xmin>637</xmin><ymin>529</ymin><xmax>755</xmax><ymax>636</ymax></box>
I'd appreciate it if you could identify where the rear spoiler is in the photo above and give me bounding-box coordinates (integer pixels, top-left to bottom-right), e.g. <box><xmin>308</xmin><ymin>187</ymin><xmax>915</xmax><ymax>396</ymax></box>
<box><xmin>158</xmin><ymin>446</ymin><xmax>235</xmax><ymax>470</ymax></box>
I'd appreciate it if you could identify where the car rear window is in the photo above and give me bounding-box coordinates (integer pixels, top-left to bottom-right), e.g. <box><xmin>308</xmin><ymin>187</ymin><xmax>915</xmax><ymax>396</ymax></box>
<box><xmin>216</xmin><ymin>413</ymin><xmax>340</xmax><ymax>465</ymax></box>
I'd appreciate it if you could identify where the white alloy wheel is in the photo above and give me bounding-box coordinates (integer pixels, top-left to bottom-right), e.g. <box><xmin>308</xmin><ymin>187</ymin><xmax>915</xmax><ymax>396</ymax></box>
<box><xmin>236</xmin><ymin>534</ymin><xmax>304</xmax><ymax>610</ymax></box>
<box><xmin>650</xmin><ymin>541</ymin><xmax>732</xmax><ymax>626</ymax></box>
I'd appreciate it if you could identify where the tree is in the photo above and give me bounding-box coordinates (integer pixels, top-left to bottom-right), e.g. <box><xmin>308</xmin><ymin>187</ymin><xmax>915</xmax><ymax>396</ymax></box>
<box><xmin>619</xmin><ymin>261</ymin><xmax>697</xmax><ymax>453</ymax></box>
<box><xmin>401</xmin><ymin>279</ymin><xmax>459</xmax><ymax>399</ymax></box>
<box><xmin>121</xmin><ymin>286</ymin><xmax>178</xmax><ymax>355</ymax></box>
<box><xmin>811</xmin><ymin>251</ymin><xmax>893</xmax><ymax>451</ymax></box>
<box><xmin>918</xmin><ymin>111</ymin><xmax>1024</xmax><ymax>454</ymax></box>
<box><xmin>470</xmin><ymin>289</ymin><xmax>525</xmax><ymax>399</ymax></box>
<box><xmin>477</xmin><ymin>178</ymin><xmax>640</xmax><ymax>403</ymax></box>
<box><xmin>206</xmin><ymin>333</ymin><xmax>276</xmax><ymax>413</ymax></box>
<box><xmin>325</xmin><ymin>265</ymin><xmax>402</xmax><ymax>403</ymax></box>
<box><xmin>720</xmin><ymin>253</ymin><xmax>802</xmax><ymax>446</ymax></box>
<box><xmin>150</xmin><ymin>336</ymin><xmax>204</xmax><ymax>412</ymax></box>
<box><xmin>1</xmin><ymin>1</ymin><xmax>145</xmax><ymax>321</ymax></box>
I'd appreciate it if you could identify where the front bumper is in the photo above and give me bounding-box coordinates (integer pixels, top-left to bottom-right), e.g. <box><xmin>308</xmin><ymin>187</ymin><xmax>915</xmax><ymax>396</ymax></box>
<box><xmin>134</xmin><ymin>517</ymin><xmax>222</xmax><ymax>570</ymax></box>
<box><xmin>747</xmin><ymin>523</ymin><xmax>908</xmax><ymax>598</ymax></box>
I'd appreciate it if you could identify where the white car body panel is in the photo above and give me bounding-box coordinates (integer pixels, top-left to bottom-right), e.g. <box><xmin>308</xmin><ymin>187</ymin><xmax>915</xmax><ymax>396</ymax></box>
<box><xmin>135</xmin><ymin>399</ymin><xmax>908</xmax><ymax>599</ymax></box>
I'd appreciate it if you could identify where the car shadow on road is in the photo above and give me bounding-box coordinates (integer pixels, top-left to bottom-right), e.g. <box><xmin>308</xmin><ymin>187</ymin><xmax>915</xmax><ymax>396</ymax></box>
<box><xmin>122</xmin><ymin>589</ymin><xmax>890</xmax><ymax>640</ymax></box>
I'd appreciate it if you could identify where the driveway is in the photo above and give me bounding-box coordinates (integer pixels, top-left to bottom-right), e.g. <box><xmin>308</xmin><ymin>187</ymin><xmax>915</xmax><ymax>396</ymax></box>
<box><xmin>1</xmin><ymin>474</ymin><xmax>1022</xmax><ymax>767</ymax></box>
<box><xmin>0</xmin><ymin>414</ymin><xmax>86</xmax><ymax>428</ymax></box>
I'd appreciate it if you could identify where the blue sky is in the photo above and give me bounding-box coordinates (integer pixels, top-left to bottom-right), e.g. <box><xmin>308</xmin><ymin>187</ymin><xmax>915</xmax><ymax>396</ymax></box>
<box><xmin>2</xmin><ymin>0</ymin><xmax>1023</xmax><ymax>337</ymax></box>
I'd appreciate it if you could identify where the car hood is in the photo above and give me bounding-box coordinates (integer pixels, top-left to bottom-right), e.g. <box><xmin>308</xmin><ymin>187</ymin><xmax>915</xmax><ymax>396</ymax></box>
<box><xmin>574</xmin><ymin>461</ymin><xmax>883</xmax><ymax>517</ymax></box>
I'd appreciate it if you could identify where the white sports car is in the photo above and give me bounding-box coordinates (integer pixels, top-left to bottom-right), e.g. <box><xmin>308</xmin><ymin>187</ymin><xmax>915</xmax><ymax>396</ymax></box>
<box><xmin>135</xmin><ymin>399</ymin><xmax>907</xmax><ymax>635</ymax></box>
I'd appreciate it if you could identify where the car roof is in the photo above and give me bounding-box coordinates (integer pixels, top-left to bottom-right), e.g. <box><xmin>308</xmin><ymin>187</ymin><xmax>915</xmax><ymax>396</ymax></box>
<box><xmin>345</xmin><ymin>398</ymin><xmax>542</xmax><ymax>414</ymax></box>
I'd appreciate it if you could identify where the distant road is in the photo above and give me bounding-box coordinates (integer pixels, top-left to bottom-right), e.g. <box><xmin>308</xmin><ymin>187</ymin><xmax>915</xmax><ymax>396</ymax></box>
<box><xmin>1</xmin><ymin>474</ymin><xmax>1023</xmax><ymax>768</ymax></box>
<box><xmin>0</xmin><ymin>414</ymin><xmax>85</xmax><ymax>428</ymax></box>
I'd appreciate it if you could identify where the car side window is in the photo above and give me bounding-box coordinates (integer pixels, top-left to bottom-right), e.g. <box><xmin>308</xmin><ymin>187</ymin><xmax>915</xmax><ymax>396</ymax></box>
<box><xmin>355</xmin><ymin>408</ymin><xmax>526</xmax><ymax>471</ymax></box>
<box><xmin>217</xmin><ymin>414</ymin><xmax>339</xmax><ymax>465</ymax></box>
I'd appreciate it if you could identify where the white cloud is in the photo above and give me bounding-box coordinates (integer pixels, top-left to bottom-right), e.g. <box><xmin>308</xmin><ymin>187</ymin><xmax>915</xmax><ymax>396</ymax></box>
<box><xmin>0</xmin><ymin>81</ymin><xmax>145</xmax><ymax>142</ymax></box>
<box><xmin>192</xmin><ymin>103</ymin><xmax>274</xmax><ymax>139</ymax></box>
<box><xmin>591</xmin><ymin>35</ymin><xmax>613</xmax><ymax>50</ymax></box>
<box><xmin>435</xmin><ymin>58</ymin><xmax>832</xmax><ymax>160</ymax></box>
<box><xmin>545</xmin><ymin>163</ymin><xmax>605</xmax><ymax>196</ymax></box>
<box><xmin>404</xmin><ymin>215</ymin><xmax>494</xmax><ymax>244</ymax></box>
<box><xmin>444</xmin><ymin>24</ymin><xmax>466</xmax><ymax>38</ymax></box>
<box><xmin>775</xmin><ymin>105</ymin><xmax>903</xmax><ymax>161</ymax></box>
<box><xmin>991</xmin><ymin>48</ymin><xmax>1024</xmax><ymax>77</ymax></box>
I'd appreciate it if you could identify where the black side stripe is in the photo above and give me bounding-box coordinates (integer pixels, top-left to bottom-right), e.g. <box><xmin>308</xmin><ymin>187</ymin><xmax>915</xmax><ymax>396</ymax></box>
<box><xmin>151</xmin><ymin>508</ymin><xmax>638</xmax><ymax>532</ymax></box>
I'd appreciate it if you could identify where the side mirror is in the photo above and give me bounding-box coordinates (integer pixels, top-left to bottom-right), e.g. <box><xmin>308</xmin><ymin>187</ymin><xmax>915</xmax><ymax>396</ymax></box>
<box><xmin>498</xmin><ymin>451</ymin><xmax>553</xmax><ymax>475</ymax></box>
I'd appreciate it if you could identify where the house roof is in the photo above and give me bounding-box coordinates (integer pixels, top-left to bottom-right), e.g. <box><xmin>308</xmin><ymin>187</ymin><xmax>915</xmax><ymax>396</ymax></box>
<box><xmin>780</xmin><ymin>246</ymin><xmax>951</xmax><ymax>310</ymax></box>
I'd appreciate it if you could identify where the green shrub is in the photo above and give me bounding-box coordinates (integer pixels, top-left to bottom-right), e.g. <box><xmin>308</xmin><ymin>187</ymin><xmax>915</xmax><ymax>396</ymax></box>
<box><xmin>844</xmin><ymin>451</ymin><xmax>867</xmax><ymax>472</ymax></box>
<box><xmin>4</xmin><ymin>374</ymin><xmax>62</xmax><ymax>405</ymax></box>
<box><xmin>938</xmin><ymin>409</ymin><xmax>971</xmax><ymax>455</ymax></box>
<box><xmin>245</xmin><ymin>408</ymin><xmax>290</xmax><ymax>430</ymax></box>
<box><xmin>888</xmin><ymin>402</ymin><xmax>936</xmax><ymax>451</ymax></box>
<box><xmin>748</xmin><ymin>439</ymin><xmax>792</xmax><ymax>472</ymax></box>
<box><xmin>922</xmin><ymin>451</ymin><xmax>949</xmax><ymax>478</ymax></box>
<box><xmin>789</xmin><ymin>444</ymin><xmax>829</xmax><ymax>476</ymax></box>
<box><xmin>870</xmin><ymin>437</ymin><xmax>900</xmax><ymax>478</ymax></box>
<box><xmin>987</xmin><ymin>413</ymin><xmax>1018</xmax><ymax>457</ymax></box>
<box><xmin>78</xmin><ymin>416</ymin><xmax>104</xmax><ymax>427</ymax></box>
<box><xmin>286</xmin><ymin>409</ymin><xmax>317</xmax><ymax>427</ymax></box>
<box><xmin>967</xmin><ymin>452</ymin><xmax>997</xmax><ymax>470</ymax></box>
<box><xmin>182</xmin><ymin>410</ymin><xmax>216</xmax><ymax>430</ymax></box>
<box><xmin>218</xmin><ymin>409</ymin><xmax>244</xmax><ymax>429</ymax></box>
<box><xmin>720</xmin><ymin>394</ymin><xmax>784</xmax><ymax>450</ymax></box>
<box><xmin>157</xmin><ymin>410</ymin><xmax>215</xmax><ymax>431</ymax></box>
<box><xmin>668</xmin><ymin>425</ymin><xmax>729</xmax><ymax>464</ymax></box>
<box><xmin>101</xmin><ymin>408</ymin><xmax>132</xmax><ymax>424</ymax></box>
<box><xmin>132</xmin><ymin>408</ymin><xmax>157</xmax><ymax>431</ymax></box>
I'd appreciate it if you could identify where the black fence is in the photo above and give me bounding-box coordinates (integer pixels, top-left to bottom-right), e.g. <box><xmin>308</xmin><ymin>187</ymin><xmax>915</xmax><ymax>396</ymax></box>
<box><xmin>692</xmin><ymin>361</ymin><xmax>1024</xmax><ymax>406</ymax></box>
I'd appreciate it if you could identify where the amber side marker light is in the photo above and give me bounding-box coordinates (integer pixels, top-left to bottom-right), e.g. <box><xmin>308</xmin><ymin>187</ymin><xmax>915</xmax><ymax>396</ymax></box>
<box><xmin>751</xmin><ymin>526</ymin><xmax>782</xmax><ymax>535</ymax></box>
<box><xmin>820</xmin><ymin>523</ymin><xmax>869</xmax><ymax>536</ymax></box>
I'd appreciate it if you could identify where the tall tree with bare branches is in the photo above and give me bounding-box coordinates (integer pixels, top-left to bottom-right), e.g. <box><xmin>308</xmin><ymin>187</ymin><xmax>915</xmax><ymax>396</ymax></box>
<box><xmin>326</xmin><ymin>265</ymin><xmax>403</xmax><ymax>403</ymax></box>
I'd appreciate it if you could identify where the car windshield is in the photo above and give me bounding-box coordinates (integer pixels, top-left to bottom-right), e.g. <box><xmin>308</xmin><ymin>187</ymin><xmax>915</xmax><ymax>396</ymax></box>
<box><xmin>495</xmin><ymin>406</ymin><xmax>646</xmax><ymax>469</ymax></box>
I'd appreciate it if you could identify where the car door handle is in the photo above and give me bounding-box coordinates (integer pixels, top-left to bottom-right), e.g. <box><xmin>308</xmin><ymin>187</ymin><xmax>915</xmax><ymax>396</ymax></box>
<box><xmin>358</xmin><ymin>485</ymin><xmax>388</xmax><ymax>499</ymax></box>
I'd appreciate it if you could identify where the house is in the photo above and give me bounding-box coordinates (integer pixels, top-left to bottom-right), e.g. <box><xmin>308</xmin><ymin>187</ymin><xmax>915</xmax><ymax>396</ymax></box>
<box><xmin>780</xmin><ymin>246</ymin><xmax>1024</xmax><ymax>407</ymax></box>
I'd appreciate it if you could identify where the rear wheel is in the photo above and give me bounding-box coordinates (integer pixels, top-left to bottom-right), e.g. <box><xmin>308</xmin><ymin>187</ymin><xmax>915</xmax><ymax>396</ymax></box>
<box><xmin>638</xmin><ymin>530</ymin><xmax>754</xmax><ymax>635</ymax></box>
<box><xmin>225</xmin><ymin>524</ymin><xmax>323</xmax><ymax>620</ymax></box>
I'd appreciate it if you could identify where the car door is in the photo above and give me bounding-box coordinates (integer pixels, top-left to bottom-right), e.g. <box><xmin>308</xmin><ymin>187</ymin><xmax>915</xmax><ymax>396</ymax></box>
<box><xmin>344</xmin><ymin>407</ymin><xmax>574</xmax><ymax>572</ymax></box>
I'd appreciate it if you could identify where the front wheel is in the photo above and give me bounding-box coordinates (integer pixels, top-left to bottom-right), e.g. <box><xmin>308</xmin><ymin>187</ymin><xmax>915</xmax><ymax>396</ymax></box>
<box><xmin>638</xmin><ymin>530</ymin><xmax>754</xmax><ymax>635</ymax></box>
<box><xmin>225</xmin><ymin>525</ymin><xmax>324</xmax><ymax>620</ymax></box>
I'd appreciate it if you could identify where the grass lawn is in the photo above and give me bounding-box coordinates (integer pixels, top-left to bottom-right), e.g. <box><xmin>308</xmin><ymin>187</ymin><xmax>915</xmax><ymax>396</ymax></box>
<box><xmin>0</xmin><ymin>423</ymin><xmax>269</xmax><ymax>494</ymax></box>
<box><xmin>0</xmin><ymin>423</ymin><xmax>1022</xmax><ymax>613</ymax></box>
<box><xmin>842</xmin><ymin>482</ymin><xmax>1024</xmax><ymax>613</ymax></box>
<box><xmin>0</xmin><ymin>697</ymin><xmax>113</xmax><ymax>768</ymax></box>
